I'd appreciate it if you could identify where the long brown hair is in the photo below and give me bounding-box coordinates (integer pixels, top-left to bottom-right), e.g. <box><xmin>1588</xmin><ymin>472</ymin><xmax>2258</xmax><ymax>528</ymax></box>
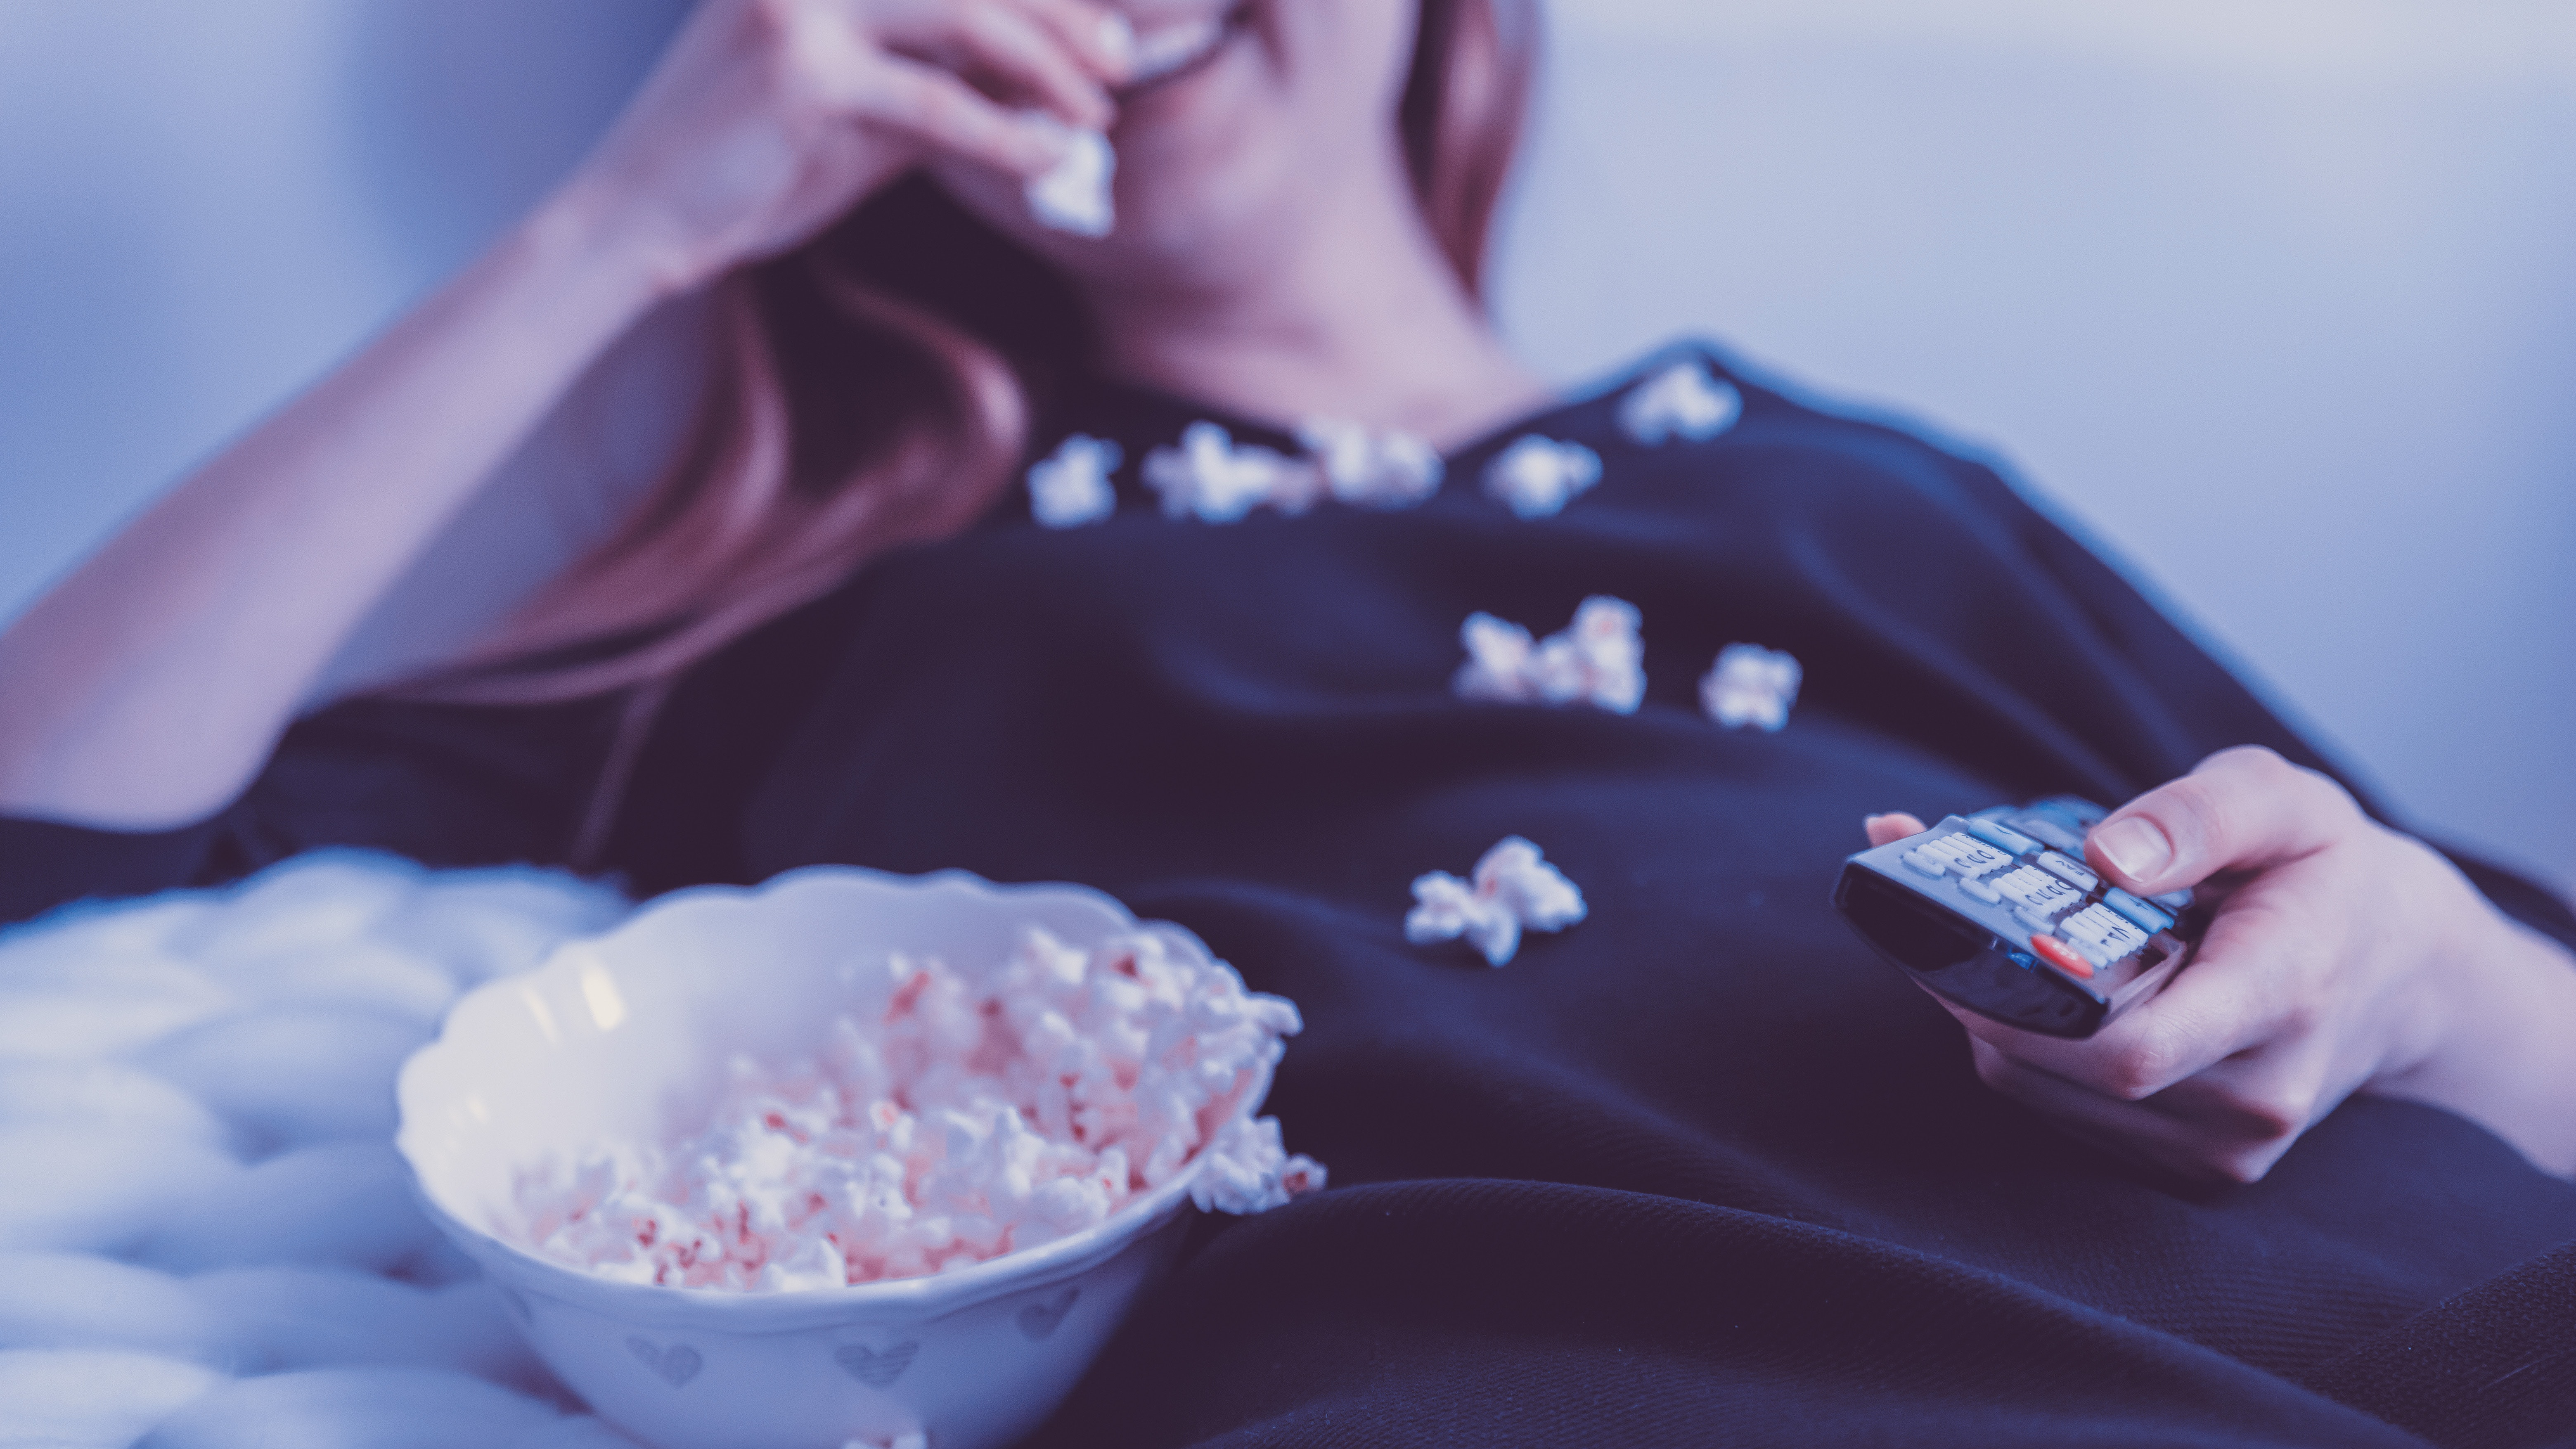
<box><xmin>414</xmin><ymin>0</ymin><xmax>1538</xmax><ymax>708</ymax></box>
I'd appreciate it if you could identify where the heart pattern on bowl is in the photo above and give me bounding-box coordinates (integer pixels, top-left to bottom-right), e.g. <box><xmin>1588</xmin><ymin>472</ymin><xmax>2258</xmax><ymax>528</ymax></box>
<box><xmin>627</xmin><ymin>1336</ymin><xmax>703</xmax><ymax>1387</ymax></box>
<box><xmin>834</xmin><ymin>1339</ymin><xmax>920</xmax><ymax>1389</ymax></box>
<box><xmin>1016</xmin><ymin>1287</ymin><xmax>1080</xmax><ymax>1341</ymax></box>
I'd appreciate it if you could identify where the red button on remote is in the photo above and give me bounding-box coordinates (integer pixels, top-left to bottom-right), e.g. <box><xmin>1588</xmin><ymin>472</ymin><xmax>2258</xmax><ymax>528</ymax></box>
<box><xmin>2029</xmin><ymin>934</ymin><xmax>2094</xmax><ymax>979</ymax></box>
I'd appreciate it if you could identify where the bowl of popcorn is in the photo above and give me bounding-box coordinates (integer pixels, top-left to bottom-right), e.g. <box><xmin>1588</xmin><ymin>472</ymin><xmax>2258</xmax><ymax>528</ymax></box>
<box><xmin>396</xmin><ymin>866</ymin><xmax>1322</xmax><ymax>1449</ymax></box>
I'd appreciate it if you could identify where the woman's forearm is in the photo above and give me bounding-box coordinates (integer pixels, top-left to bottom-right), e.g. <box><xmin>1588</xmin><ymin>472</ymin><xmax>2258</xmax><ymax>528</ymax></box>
<box><xmin>0</xmin><ymin>186</ymin><xmax>673</xmax><ymax>829</ymax></box>
<box><xmin>2374</xmin><ymin>910</ymin><xmax>2576</xmax><ymax>1179</ymax></box>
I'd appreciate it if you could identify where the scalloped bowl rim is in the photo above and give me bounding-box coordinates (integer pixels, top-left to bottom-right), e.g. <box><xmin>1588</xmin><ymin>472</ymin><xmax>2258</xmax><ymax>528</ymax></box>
<box><xmin>395</xmin><ymin>864</ymin><xmax>1265</xmax><ymax>1327</ymax></box>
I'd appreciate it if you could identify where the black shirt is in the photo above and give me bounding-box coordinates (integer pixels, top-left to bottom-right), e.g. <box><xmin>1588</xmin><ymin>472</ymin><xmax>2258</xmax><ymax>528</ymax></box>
<box><xmin>9</xmin><ymin>344</ymin><xmax>2573</xmax><ymax>1446</ymax></box>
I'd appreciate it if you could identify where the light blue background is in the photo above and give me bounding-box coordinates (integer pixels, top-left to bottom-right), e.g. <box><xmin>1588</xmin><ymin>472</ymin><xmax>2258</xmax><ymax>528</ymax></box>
<box><xmin>2</xmin><ymin>1</ymin><xmax>2569</xmax><ymax>893</ymax></box>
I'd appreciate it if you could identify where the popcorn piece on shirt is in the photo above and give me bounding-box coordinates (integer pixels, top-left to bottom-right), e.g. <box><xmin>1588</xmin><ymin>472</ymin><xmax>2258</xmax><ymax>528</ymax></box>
<box><xmin>1027</xmin><ymin>434</ymin><xmax>1122</xmax><ymax>529</ymax></box>
<box><xmin>1142</xmin><ymin>421</ymin><xmax>1324</xmax><ymax>523</ymax></box>
<box><xmin>1619</xmin><ymin>359</ymin><xmax>1743</xmax><ymax>446</ymax></box>
<box><xmin>1023</xmin><ymin>114</ymin><xmax>1116</xmax><ymax>238</ymax></box>
<box><xmin>1297</xmin><ymin>418</ymin><xmax>1445</xmax><ymax>509</ymax></box>
<box><xmin>1406</xmin><ymin>836</ymin><xmax>1588</xmax><ymax>967</ymax></box>
<box><xmin>506</xmin><ymin>927</ymin><xmax>1319</xmax><ymax>1292</ymax></box>
<box><xmin>1452</xmin><ymin>596</ymin><xmax>1645</xmax><ymax>715</ymax></box>
<box><xmin>1453</xmin><ymin>613</ymin><xmax>1536</xmax><ymax>701</ymax></box>
<box><xmin>1701</xmin><ymin>643</ymin><xmax>1803</xmax><ymax>732</ymax></box>
<box><xmin>1481</xmin><ymin>435</ymin><xmax>1603</xmax><ymax>519</ymax></box>
<box><xmin>1406</xmin><ymin>871</ymin><xmax>1521</xmax><ymax>967</ymax></box>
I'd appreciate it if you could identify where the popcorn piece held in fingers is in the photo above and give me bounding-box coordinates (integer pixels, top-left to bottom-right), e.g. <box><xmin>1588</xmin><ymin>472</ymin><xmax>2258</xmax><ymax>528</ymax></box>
<box><xmin>1406</xmin><ymin>836</ymin><xmax>1588</xmax><ymax>967</ymax></box>
<box><xmin>1023</xmin><ymin>114</ymin><xmax>1116</xmax><ymax>237</ymax></box>
<box><xmin>1453</xmin><ymin>596</ymin><xmax>1645</xmax><ymax>715</ymax></box>
<box><xmin>1620</xmin><ymin>360</ymin><xmax>1743</xmax><ymax>446</ymax></box>
<box><xmin>1482</xmin><ymin>435</ymin><xmax>1602</xmax><ymax>519</ymax></box>
<box><xmin>1701</xmin><ymin>643</ymin><xmax>1802</xmax><ymax>731</ymax></box>
<box><xmin>1028</xmin><ymin>435</ymin><xmax>1122</xmax><ymax>528</ymax></box>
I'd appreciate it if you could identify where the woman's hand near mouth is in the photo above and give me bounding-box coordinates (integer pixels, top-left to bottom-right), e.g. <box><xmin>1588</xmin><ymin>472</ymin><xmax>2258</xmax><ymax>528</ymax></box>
<box><xmin>0</xmin><ymin>0</ymin><xmax>1134</xmax><ymax>829</ymax></box>
<box><xmin>564</xmin><ymin>0</ymin><xmax>1136</xmax><ymax>297</ymax></box>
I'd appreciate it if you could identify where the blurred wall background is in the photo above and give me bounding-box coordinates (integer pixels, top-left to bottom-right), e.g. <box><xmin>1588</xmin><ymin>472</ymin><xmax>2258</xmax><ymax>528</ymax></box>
<box><xmin>2</xmin><ymin>0</ymin><xmax>2570</xmax><ymax>893</ymax></box>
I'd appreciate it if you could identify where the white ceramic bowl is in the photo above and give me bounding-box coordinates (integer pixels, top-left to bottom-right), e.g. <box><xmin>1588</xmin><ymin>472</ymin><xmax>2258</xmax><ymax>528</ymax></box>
<box><xmin>397</xmin><ymin>866</ymin><xmax>1264</xmax><ymax>1449</ymax></box>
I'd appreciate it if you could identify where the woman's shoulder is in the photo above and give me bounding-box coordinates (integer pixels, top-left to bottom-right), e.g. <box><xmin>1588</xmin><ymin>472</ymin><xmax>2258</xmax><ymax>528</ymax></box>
<box><xmin>1487</xmin><ymin>340</ymin><xmax>2001</xmax><ymax>479</ymax></box>
<box><xmin>1475</xmin><ymin>338</ymin><xmax>2043</xmax><ymax>540</ymax></box>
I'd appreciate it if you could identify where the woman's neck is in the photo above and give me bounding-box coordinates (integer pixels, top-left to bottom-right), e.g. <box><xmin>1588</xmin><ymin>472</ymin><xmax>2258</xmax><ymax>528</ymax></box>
<box><xmin>1082</xmin><ymin>156</ymin><xmax>1551</xmax><ymax>450</ymax></box>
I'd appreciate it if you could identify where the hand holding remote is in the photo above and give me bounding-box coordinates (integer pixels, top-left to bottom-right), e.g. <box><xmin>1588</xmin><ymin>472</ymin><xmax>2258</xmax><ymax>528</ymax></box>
<box><xmin>1875</xmin><ymin>747</ymin><xmax>2576</xmax><ymax>1184</ymax></box>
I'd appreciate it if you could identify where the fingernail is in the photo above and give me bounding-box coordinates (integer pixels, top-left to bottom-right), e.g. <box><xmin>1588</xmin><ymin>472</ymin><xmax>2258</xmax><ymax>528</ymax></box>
<box><xmin>1099</xmin><ymin>13</ymin><xmax>1136</xmax><ymax>71</ymax></box>
<box><xmin>2092</xmin><ymin>816</ymin><xmax>2172</xmax><ymax>883</ymax></box>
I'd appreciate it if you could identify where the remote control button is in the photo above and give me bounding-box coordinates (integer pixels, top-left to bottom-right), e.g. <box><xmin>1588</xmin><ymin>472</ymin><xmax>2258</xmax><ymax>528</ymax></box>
<box><xmin>2014</xmin><ymin>906</ymin><xmax>2057</xmax><ymax>933</ymax></box>
<box><xmin>2151</xmin><ymin>887</ymin><xmax>2194</xmax><ymax>912</ymax></box>
<box><xmin>1958</xmin><ymin>874</ymin><xmax>2003</xmax><ymax>904</ymax></box>
<box><xmin>2101</xmin><ymin>888</ymin><xmax>2174</xmax><ymax>935</ymax></box>
<box><xmin>1965</xmin><ymin>817</ymin><xmax>2041</xmax><ymax>857</ymax></box>
<box><xmin>2036</xmin><ymin>852</ymin><xmax>2100</xmax><ymax>893</ymax></box>
<box><xmin>2059</xmin><ymin>904</ymin><xmax>2116</xmax><ymax>948</ymax></box>
<box><xmin>1903</xmin><ymin>848</ymin><xmax>1948</xmax><ymax>877</ymax></box>
<box><xmin>1958</xmin><ymin>846</ymin><xmax>2010</xmax><ymax>878</ymax></box>
<box><xmin>1994</xmin><ymin>866</ymin><xmax>2079</xmax><ymax>917</ymax></box>
<box><xmin>2060</xmin><ymin>904</ymin><xmax>2148</xmax><ymax>961</ymax></box>
<box><xmin>2029</xmin><ymin>933</ymin><xmax>2094</xmax><ymax>979</ymax></box>
<box><xmin>1921</xmin><ymin>833</ymin><xmax>2011</xmax><ymax>878</ymax></box>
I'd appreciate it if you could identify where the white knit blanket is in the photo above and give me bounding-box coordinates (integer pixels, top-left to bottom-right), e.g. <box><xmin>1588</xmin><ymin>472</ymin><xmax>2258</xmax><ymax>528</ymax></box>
<box><xmin>0</xmin><ymin>852</ymin><xmax>654</xmax><ymax>1448</ymax></box>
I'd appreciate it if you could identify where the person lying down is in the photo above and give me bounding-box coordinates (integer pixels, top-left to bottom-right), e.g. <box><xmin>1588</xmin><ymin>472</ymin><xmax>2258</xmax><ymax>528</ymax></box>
<box><xmin>2</xmin><ymin>1</ymin><xmax>2571</xmax><ymax>1444</ymax></box>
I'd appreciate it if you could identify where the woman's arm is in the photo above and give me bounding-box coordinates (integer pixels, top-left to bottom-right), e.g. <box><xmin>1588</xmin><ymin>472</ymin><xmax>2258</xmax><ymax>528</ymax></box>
<box><xmin>0</xmin><ymin>0</ymin><xmax>1123</xmax><ymax>831</ymax></box>
<box><xmin>1874</xmin><ymin>747</ymin><xmax>2576</xmax><ymax>1182</ymax></box>
<box><xmin>0</xmin><ymin>204</ymin><xmax>665</xmax><ymax>829</ymax></box>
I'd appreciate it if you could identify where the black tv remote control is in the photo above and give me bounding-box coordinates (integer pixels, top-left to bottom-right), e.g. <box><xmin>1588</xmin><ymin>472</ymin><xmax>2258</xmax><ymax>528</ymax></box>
<box><xmin>1833</xmin><ymin>796</ymin><xmax>2207</xmax><ymax>1039</ymax></box>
